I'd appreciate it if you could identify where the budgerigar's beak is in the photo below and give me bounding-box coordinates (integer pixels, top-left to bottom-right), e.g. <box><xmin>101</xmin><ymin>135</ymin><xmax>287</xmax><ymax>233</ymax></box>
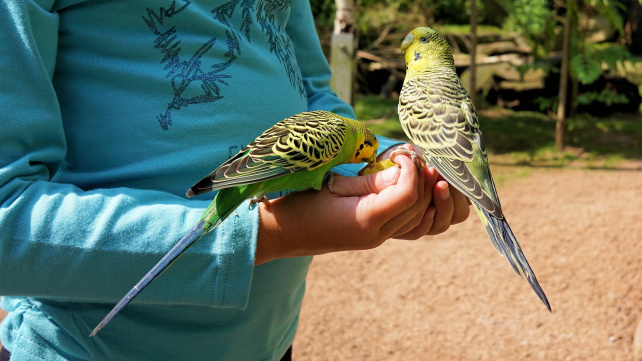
<box><xmin>401</xmin><ymin>33</ymin><xmax>414</xmax><ymax>53</ymax></box>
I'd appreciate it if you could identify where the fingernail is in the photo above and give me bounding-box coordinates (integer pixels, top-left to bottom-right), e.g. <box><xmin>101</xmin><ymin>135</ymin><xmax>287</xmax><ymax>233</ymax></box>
<box><xmin>382</xmin><ymin>165</ymin><xmax>399</xmax><ymax>184</ymax></box>
<box><xmin>439</xmin><ymin>182</ymin><xmax>450</xmax><ymax>200</ymax></box>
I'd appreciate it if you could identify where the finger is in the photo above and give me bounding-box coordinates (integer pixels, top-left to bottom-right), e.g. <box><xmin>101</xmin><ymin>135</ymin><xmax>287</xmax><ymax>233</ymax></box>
<box><xmin>329</xmin><ymin>164</ymin><xmax>400</xmax><ymax>197</ymax></box>
<box><xmin>434</xmin><ymin>172</ymin><xmax>472</xmax><ymax>219</ymax></box>
<box><xmin>394</xmin><ymin>205</ymin><xmax>436</xmax><ymax>240</ymax></box>
<box><xmin>449</xmin><ymin>186</ymin><xmax>471</xmax><ymax>224</ymax></box>
<box><xmin>395</xmin><ymin>165</ymin><xmax>439</xmax><ymax>238</ymax></box>
<box><xmin>375</xmin><ymin>143</ymin><xmax>414</xmax><ymax>162</ymax></box>
<box><xmin>427</xmin><ymin>180</ymin><xmax>455</xmax><ymax>235</ymax></box>
<box><xmin>384</xmin><ymin>162</ymin><xmax>438</xmax><ymax>239</ymax></box>
<box><xmin>385</xmin><ymin>159</ymin><xmax>429</xmax><ymax>237</ymax></box>
<box><xmin>365</xmin><ymin>155</ymin><xmax>425</xmax><ymax>235</ymax></box>
<box><xmin>381</xmin><ymin>162</ymin><xmax>444</xmax><ymax>240</ymax></box>
<box><xmin>331</xmin><ymin>155</ymin><xmax>422</xmax><ymax>233</ymax></box>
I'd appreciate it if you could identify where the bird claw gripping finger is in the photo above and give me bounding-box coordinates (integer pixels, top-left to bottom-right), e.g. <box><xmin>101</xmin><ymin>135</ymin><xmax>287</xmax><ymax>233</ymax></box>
<box><xmin>326</xmin><ymin>172</ymin><xmax>339</xmax><ymax>194</ymax></box>
<box><xmin>390</xmin><ymin>148</ymin><xmax>426</xmax><ymax>169</ymax></box>
<box><xmin>358</xmin><ymin>159</ymin><xmax>397</xmax><ymax>176</ymax></box>
<box><xmin>249</xmin><ymin>195</ymin><xmax>269</xmax><ymax>208</ymax></box>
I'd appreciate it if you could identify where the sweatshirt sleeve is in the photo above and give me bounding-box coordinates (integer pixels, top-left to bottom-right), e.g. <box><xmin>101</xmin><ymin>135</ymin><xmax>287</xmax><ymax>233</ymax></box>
<box><xmin>0</xmin><ymin>1</ymin><xmax>255</xmax><ymax>309</ymax></box>
<box><xmin>286</xmin><ymin>1</ymin><xmax>405</xmax><ymax>176</ymax></box>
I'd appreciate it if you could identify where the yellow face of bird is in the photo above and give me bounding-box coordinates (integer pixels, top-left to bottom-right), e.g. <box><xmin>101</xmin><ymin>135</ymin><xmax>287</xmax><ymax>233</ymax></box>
<box><xmin>401</xmin><ymin>27</ymin><xmax>454</xmax><ymax>73</ymax></box>
<box><xmin>351</xmin><ymin>129</ymin><xmax>379</xmax><ymax>165</ymax></box>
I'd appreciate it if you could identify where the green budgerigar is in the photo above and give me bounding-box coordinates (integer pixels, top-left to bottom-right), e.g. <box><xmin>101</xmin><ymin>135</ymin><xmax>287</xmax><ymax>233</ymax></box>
<box><xmin>396</xmin><ymin>27</ymin><xmax>550</xmax><ymax>311</ymax></box>
<box><xmin>90</xmin><ymin>111</ymin><xmax>379</xmax><ymax>336</ymax></box>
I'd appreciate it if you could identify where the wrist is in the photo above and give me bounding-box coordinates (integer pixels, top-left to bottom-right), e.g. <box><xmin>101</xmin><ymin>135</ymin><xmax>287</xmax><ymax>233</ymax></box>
<box><xmin>255</xmin><ymin>201</ymin><xmax>283</xmax><ymax>265</ymax></box>
<box><xmin>255</xmin><ymin>189</ymin><xmax>346</xmax><ymax>265</ymax></box>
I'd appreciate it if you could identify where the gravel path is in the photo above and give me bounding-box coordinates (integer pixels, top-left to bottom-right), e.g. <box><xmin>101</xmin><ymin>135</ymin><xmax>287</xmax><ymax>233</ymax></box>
<box><xmin>294</xmin><ymin>163</ymin><xmax>642</xmax><ymax>361</ymax></box>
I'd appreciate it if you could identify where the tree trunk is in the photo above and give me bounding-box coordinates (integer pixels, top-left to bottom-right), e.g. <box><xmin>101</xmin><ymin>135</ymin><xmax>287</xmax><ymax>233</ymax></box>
<box><xmin>624</xmin><ymin>0</ymin><xmax>642</xmax><ymax>55</ymax></box>
<box><xmin>469</xmin><ymin>0</ymin><xmax>478</xmax><ymax>107</ymax></box>
<box><xmin>556</xmin><ymin>0</ymin><xmax>573</xmax><ymax>152</ymax></box>
<box><xmin>330</xmin><ymin>0</ymin><xmax>356</xmax><ymax>105</ymax></box>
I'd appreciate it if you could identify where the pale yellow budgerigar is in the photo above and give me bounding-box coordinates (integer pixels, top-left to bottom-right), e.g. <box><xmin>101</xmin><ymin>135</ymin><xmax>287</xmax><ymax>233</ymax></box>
<box><xmin>397</xmin><ymin>27</ymin><xmax>550</xmax><ymax>311</ymax></box>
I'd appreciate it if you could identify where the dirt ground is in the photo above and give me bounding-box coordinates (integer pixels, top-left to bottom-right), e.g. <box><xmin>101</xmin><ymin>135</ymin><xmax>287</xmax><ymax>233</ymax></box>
<box><xmin>294</xmin><ymin>162</ymin><xmax>642</xmax><ymax>361</ymax></box>
<box><xmin>1</xmin><ymin>163</ymin><xmax>641</xmax><ymax>360</ymax></box>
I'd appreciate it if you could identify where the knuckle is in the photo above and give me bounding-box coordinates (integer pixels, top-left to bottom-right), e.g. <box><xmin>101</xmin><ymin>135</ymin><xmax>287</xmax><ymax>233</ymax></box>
<box><xmin>404</xmin><ymin>230</ymin><xmax>422</xmax><ymax>241</ymax></box>
<box><xmin>430</xmin><ymin>222</ymin><xmax>450</xmax><ymax>235</ymax></box>
<box><xmin>418</xmin><ymin>220</ymin><xmax>434</xmax><ymax>237</ymax></box>
<box><xmin>403</xmin><ymin>187</ymin><xmax>419</xmax><ymax>206</ymax></box>
<box><xmin>410</xmin><ymin>212</ymin><xmax>423</xmax><ymax>229</ymax></box>
<box><xmin>359</xmin><ymin>216</ymin><xmax>378</xmax><ymax>233</ymax></box>
<box><xmin>452</xmin><ymin>205</ymin><xmax>471</xmax><ymax>224</ymax></box>
<box><xmin>358</xmin><ymin>234</ymin><xmax>385</xmax><ymax>250</ymax></box>
<box><xmin>365</xmin><ymin>173</ymin><xmax>378</xmax><ymax>194</ymax></box>
<box><xmin>355</xmin><ymin>223</ymin><xmax>381</xmax><ymax>248</ymax></box>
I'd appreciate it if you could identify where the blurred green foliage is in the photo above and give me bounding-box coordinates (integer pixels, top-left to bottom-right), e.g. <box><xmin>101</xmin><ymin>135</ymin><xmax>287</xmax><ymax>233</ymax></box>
<box><xmin>312</xmin><ymin>0</ymin><xmax>641</xmax><ymax>113</ymax></box>
<box><xmin>498</xmin><ymin>0</ymin><xmax>557</xmax><ymax>57</ymax></box>
<box><xmin>311</xmin><ymin>0</ymin><xmax>491</xmax><ymax>42</ymax></box>
<box><xmin>571</xmin><ymin>43</ymin><xmax>635</xmax><ymax>85</ymax></box>
<box><xmin>315</xmin><ymin>1</ymin><xmax>641</xmax><ymax>160</ymax></box>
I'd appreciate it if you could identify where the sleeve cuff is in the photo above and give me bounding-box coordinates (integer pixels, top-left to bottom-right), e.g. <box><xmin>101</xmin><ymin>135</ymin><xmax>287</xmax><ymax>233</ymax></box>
<box><xmin>207</xmin><ymin>199</ymin><xmax>258</xmax><ymax>309</ymax></box>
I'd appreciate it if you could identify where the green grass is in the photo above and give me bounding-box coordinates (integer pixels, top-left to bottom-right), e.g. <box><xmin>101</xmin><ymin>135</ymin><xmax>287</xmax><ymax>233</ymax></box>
<box><xmin>355</xmin><ymin>94</ymin><xmax>642</xmax><ymax>170</ymax></box>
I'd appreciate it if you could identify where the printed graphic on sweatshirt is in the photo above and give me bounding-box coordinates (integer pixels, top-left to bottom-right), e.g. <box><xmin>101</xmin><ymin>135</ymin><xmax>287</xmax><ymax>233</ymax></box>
<box><xmin>144</xmin><ymin>0</ymin><xmax>304</xmax><ymax>130</ymax></box>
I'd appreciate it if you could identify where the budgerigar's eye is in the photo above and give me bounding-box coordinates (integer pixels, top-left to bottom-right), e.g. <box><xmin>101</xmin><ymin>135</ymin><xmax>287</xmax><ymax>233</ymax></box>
<box><xmin>420</xmin><ymin>37</ymin><xmax>428</xmax><ymax>43</ymax></box>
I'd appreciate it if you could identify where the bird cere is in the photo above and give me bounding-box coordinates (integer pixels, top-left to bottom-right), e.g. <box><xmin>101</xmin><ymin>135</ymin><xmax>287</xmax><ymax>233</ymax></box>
<box><xmin>90</xmin><ymin>111</ymin><xmax>379</xmax><ymax>336</ymax></box>
<box><xmin>397</xmin><ymin>27</ymin><xmax>551</xmax><ymax>311</ymax></box>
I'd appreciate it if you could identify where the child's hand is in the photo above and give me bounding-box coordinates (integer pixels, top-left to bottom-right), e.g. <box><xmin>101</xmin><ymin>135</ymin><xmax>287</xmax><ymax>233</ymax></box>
<box><xmin>255</xmin><ymin>148</ymin><xmax>470</xmax><ymax>265</ymax></box>
<box><xmin>377</xmin><ymin>144</ymin><xmax>471</xmax><ymax>237</ymax></box>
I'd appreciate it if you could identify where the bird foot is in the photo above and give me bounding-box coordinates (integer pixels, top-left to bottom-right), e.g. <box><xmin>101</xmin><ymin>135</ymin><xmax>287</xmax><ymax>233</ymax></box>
<box><xmin>358</xmin><ymin>159</ymin><xmax>397</xmax><ymax>176</ymax></box>
<box><xmin>249</xmin><ymin>195</ymin><xmax>270</xmax><ymax>209</ymax></box>
<box><xmin>326</xmin><ymin>172</ymin><xmax>339</xmax><ymax>194</ymax></box>
<box><xmin>390</xmin><ymin>148</ymin><xmax>426</xmax><ymax>169</ymax></box>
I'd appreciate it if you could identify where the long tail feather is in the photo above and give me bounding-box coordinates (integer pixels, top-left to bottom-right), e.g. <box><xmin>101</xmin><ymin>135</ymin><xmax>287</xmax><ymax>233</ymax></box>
<box><xmin>90</xmin><ymin>187</ymin><xmax>249</xmax><ymax>336</ymax></box>
<box><xmin>472</xmin><ymin>204</ymin><xmax>551</xmax><ymax>311</ymax></box>
<box><xmin>90</xmin><ymin>221</ymin><xmax>210</xmax><ymax>336</ymax></box>
<box><xmin>472</xmin><ymin>204</ymin><xmax>522</xmax><ymax>277</ymax></box>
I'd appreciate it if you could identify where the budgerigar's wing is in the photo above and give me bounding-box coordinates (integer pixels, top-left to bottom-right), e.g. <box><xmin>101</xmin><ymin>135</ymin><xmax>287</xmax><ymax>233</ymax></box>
<box><xmin>400</xmin><ymin>73</ymin><xmax>551</xmax><ymax>311</ymax></box>
<box><xmin>398</xmin><ymin>74</ymin><xmax>503</xmax><ymax>218</ymax></box>
<box><xmin>188</xmin><ymin>111</ymin><xmax>348</xmax><ymax>197</ymax></box>
<box><xmin>397</xmin><ymin>27</ymin><xmax>549</xmax><ymax>311</ymax></box>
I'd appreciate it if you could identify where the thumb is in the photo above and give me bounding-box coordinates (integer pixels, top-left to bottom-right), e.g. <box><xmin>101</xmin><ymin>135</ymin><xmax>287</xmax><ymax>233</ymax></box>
<box><xmin>328</xmin><ymin>163</ymin><xmax>400</xmax><ymax>197</ymax></box>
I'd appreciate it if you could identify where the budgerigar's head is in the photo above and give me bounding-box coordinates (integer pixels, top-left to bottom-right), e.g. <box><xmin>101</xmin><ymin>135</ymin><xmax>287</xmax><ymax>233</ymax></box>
<box><xmin>352</xmin><ymin>127</ymin><xmax>379</xmax><ymax>165</ymax></box>
<box><xmin>401</xmin><ymin>27</ymin><xmax>454</xmax><ymax>73</ymax></box>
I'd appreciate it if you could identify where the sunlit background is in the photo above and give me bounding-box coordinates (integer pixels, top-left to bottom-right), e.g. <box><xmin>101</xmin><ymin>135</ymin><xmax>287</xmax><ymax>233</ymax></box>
<box><xmin>294</xmin><ymin>1</ymin><xmax>642</xmax><ymax>360</ymax></box>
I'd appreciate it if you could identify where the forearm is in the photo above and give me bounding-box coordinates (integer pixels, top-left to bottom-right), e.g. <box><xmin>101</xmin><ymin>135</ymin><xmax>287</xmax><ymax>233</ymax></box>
<box><xmin>255</xmin><ymin>188</ymin><xmax>359</xmax><ymax>265</ymax></box>
<box><xmin>255</xmin><ymin>189</ymin><xmax>360</xmax><ymax>265</ymax></box>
